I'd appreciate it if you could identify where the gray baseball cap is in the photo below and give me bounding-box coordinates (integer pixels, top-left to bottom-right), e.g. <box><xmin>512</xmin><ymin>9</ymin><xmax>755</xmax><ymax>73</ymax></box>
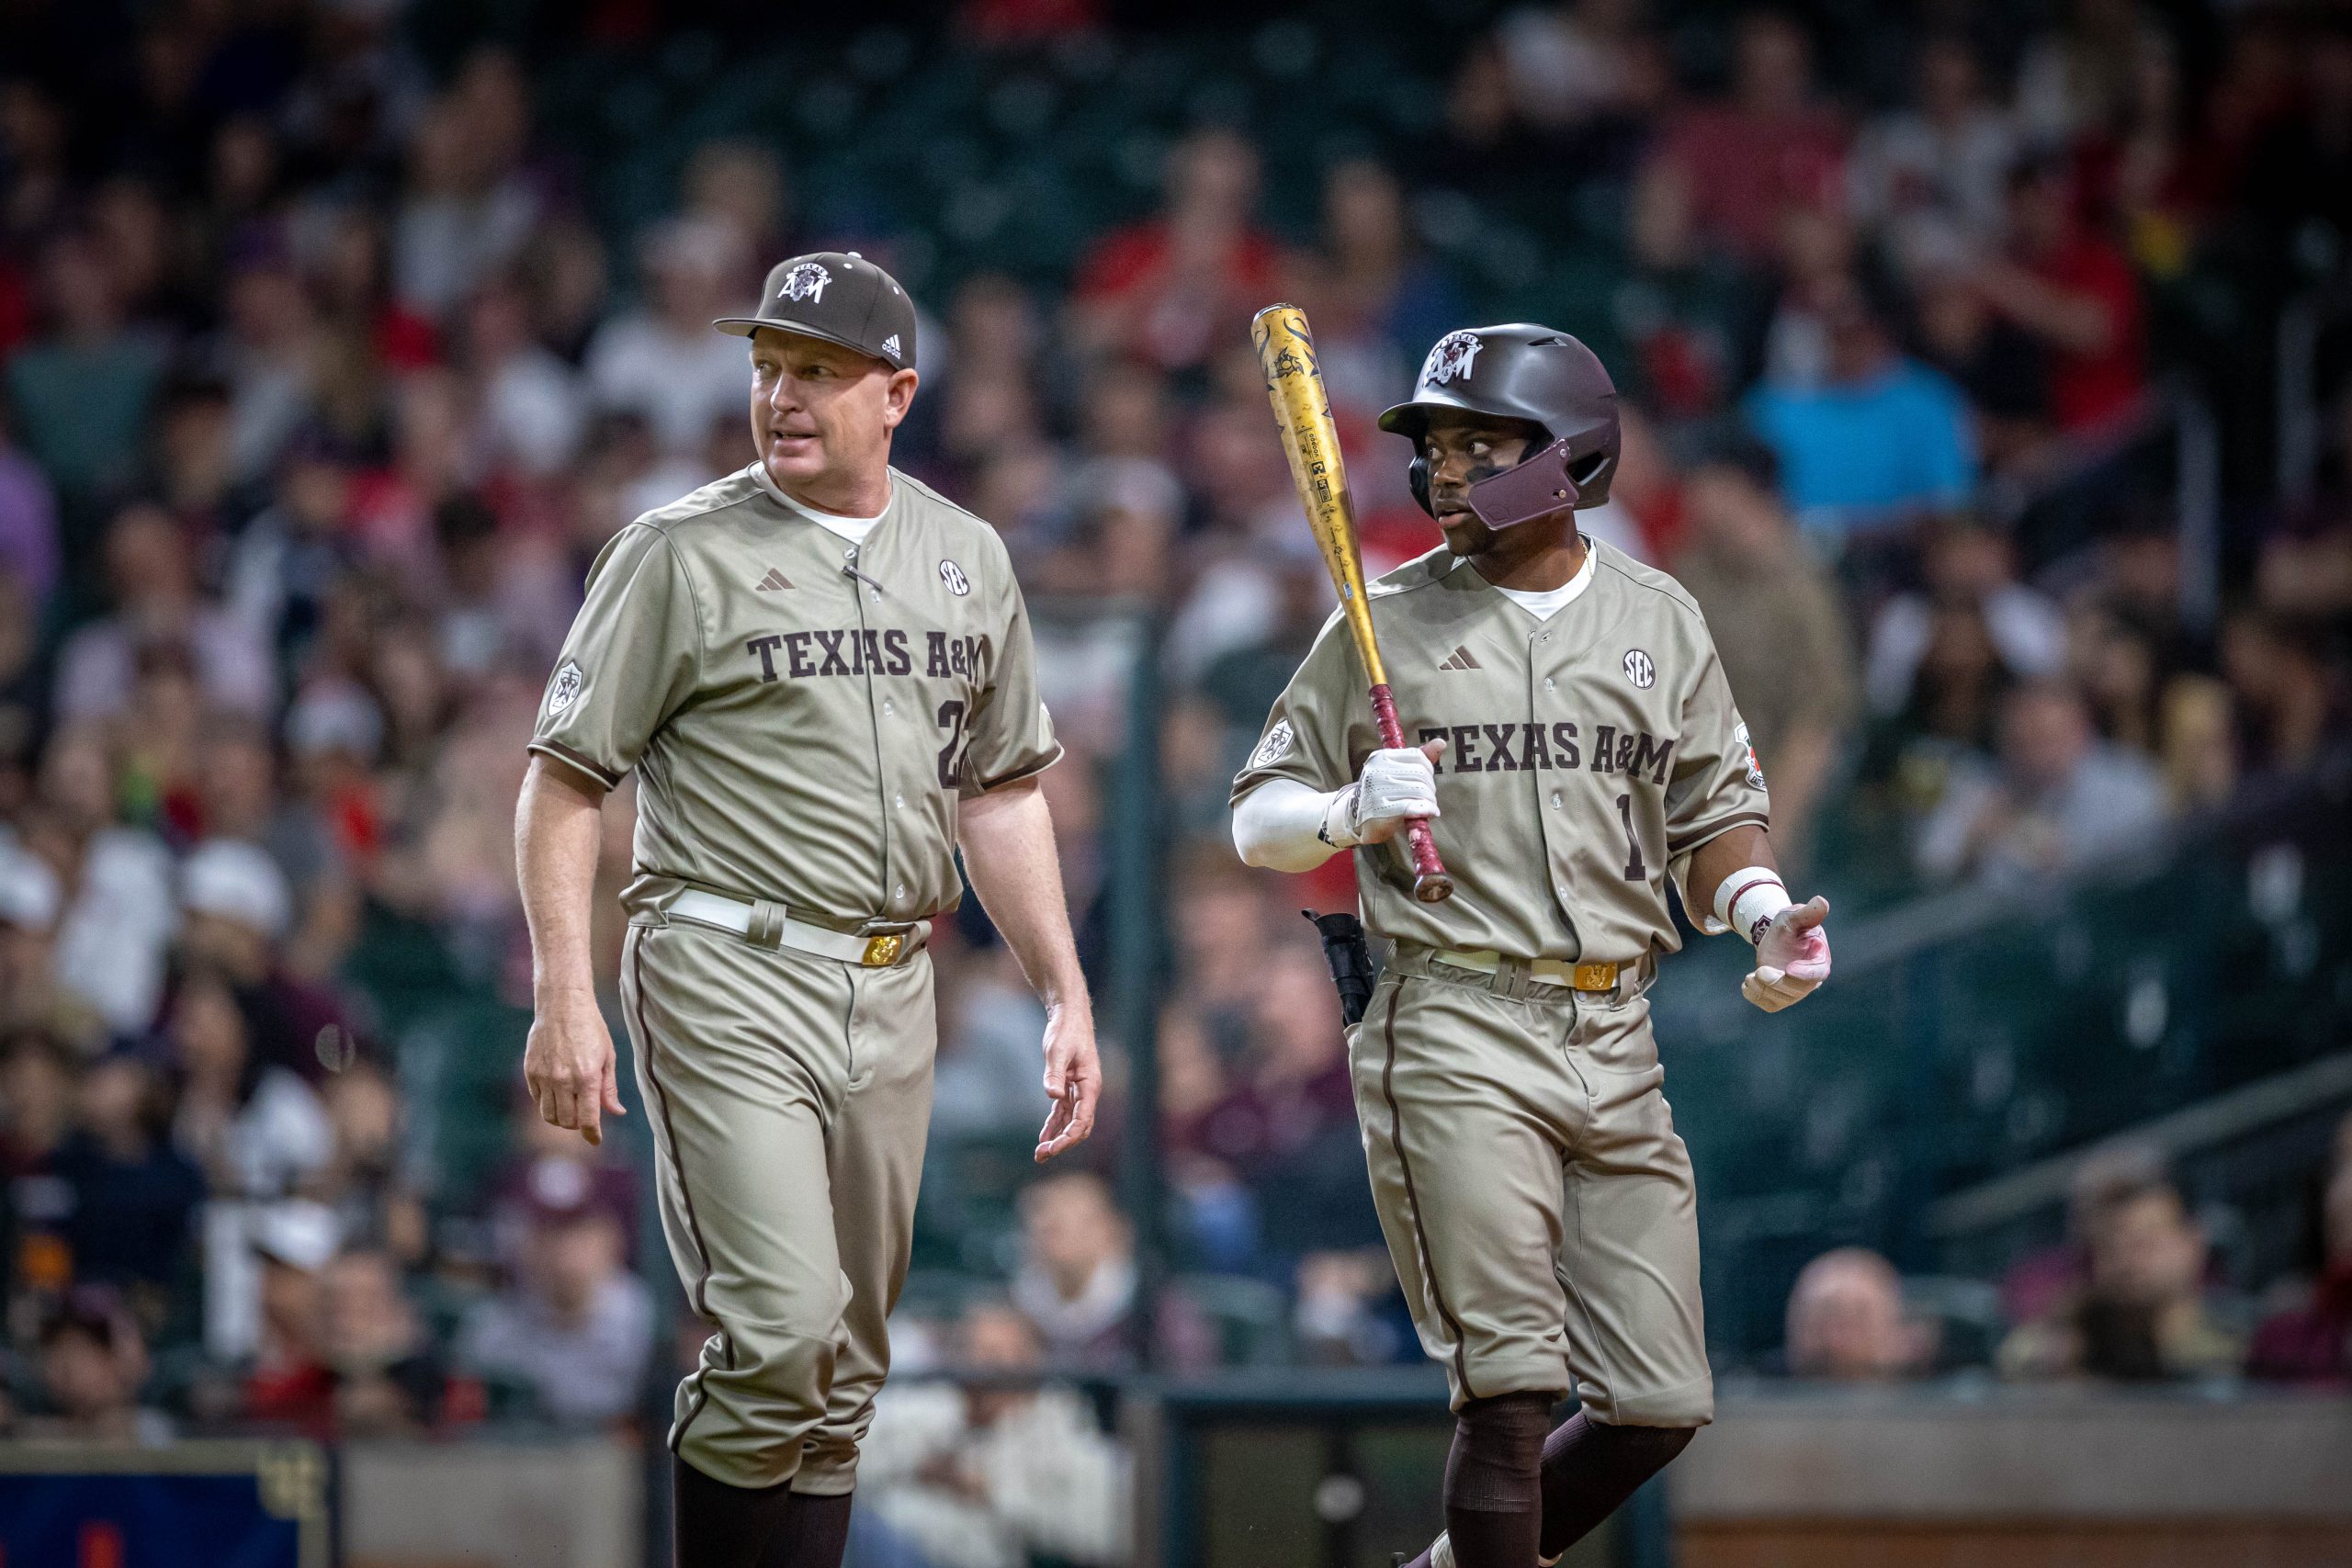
<box><xmin>715</xmin><ymin>251</ymin><xmax>917</xmax><ymax>370</ymax></box>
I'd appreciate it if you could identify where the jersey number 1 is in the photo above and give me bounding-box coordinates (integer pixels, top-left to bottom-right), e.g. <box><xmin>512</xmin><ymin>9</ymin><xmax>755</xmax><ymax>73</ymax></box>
<box><xmin>1614</xmin><ymin>795</ymin><xmax>1646</xmax><ymax>881</ymax></box>
<box><xmin>936</xmin><ymin>700</ymin><xmax>969</xmax><ymax>787</ymax></box>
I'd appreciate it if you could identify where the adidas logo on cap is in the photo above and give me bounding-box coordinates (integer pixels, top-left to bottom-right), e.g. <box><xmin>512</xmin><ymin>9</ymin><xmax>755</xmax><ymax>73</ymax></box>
<box><xmin>1438</xmin><ymin>645</ymin><xmax>1481</xmax><ymax>671</ymax></box>
<box><xmin>754</xmin><ymin>568</ymin><xmax>794</xmax><ymax>592</ymax></box>
<box><xmin>882</xmin><ymin>333</ymin><xmax>901</xmax><ymax>359</ymax></box>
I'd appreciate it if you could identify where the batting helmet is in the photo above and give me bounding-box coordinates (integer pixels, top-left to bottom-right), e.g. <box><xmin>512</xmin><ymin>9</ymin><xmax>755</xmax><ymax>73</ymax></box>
<box><xmin>1378</xmin><ymin>324</ymin><xmax>1621</xmax><ymax>528</ymax></box>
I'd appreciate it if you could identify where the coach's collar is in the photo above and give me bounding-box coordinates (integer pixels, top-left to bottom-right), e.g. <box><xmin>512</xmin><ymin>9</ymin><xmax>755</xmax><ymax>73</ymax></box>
<box><xmin>750</xmin><ymin>462</ymin><xmax>895</xmax><ymax>534</ymax></box>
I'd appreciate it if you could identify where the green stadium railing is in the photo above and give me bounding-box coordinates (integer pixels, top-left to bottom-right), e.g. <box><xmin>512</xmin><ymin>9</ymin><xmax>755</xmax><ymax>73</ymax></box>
<box><xmin>1651</xmin><ymin>756</ymin><xmax>2352</xmax><ymax>1357</ymax></box>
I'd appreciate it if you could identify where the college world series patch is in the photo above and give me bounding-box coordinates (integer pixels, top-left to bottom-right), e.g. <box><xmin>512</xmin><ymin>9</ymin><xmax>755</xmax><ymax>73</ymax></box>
<box><xmin>1735</xmin><ymin>721</ymin><xmax>1767</xmax><ymax>790</ymax></box>
<box><xmin>1251</xmin><ymin>719</ymin><xmax>1295</xmax><ymax>768</ymax></box>
<box><xmin>546</xmin><ymin>660</ymin><xmax>583</xmax><ymax>716</ymax></box>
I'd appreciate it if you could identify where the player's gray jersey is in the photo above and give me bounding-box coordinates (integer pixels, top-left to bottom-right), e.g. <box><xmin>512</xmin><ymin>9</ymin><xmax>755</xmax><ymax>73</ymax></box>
<box><xmin>531</xmin><ymin>465</ymin><xmax>1059</xmax><ymax>926</ymax></box>
<box><xmin>1232</xmin><ymin>542</ymin><xmax>1768</xmax><ymax>963</ymax></box>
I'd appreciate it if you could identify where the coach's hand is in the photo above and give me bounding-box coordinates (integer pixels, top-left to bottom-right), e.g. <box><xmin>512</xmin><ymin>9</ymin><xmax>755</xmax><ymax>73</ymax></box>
<box><xmin>1741</xmin><ymin>895</ymin><xmax>1832</xmax><ymax>1013</ymax></box>
<box><xmin>1035</xmin><ymin>998</ymin><xmax>1102</xmax><ymax>1163</ymax></box>
<box><xmin>525</xmin><ymin>987</ymin><xmax>627</xmax><ymax>1146</ymax></box>
<box><xmin>1329</xmin><ymin>739</ymin><xmax>1445</xmax><ymax>848</ymax></box>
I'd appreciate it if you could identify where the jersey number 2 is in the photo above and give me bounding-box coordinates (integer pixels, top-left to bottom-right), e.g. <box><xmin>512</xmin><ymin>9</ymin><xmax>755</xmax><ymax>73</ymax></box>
<box><xmin>1615</xmin><ymin>795</ymin><xmax>1646</xmax><ymax>881</ymax></box>
<box><xmin>936</xmin><ymin>700</ymin><xmax>969</xmax><ymax>787</ymax></box>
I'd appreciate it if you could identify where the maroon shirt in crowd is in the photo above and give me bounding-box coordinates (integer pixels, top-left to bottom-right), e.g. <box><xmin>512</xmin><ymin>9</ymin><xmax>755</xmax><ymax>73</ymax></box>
<box><xmin>2246</xmin><ymin>1267</ymin><xmax>2352</xmax><ymax>1386</ymax></box>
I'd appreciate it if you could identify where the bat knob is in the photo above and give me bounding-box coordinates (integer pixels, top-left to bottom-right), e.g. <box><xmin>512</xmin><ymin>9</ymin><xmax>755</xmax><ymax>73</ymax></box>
<box><xmin>1411</xmin><ymin>872</ymin><xmax>1455</xmax><ymax>905</ymax></box>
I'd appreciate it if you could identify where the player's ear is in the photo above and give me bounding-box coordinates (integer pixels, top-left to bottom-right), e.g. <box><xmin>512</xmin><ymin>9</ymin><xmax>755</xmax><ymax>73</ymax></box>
<box><xmin>881</xmin><ymin>367</ymin><xmax>920</xmax><ymax>430</ymax></box>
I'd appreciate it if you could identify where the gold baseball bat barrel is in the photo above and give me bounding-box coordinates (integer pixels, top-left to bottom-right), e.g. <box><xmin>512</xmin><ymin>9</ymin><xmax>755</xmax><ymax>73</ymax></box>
<box><xmin>1250</xmin><ymin>304</ymin><xmax>1453</xmax><ymax>904</ymax></box>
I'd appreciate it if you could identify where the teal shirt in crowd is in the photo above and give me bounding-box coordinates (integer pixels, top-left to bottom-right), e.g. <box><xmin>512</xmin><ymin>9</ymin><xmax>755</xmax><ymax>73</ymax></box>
<box><xmin>1745</xmin><ymin>357</ymin><xmax>1977</xmax><ymax>536</ymax></box>
<box><xmin>4</xmin><ymin>333</ymin><xmax>166</xmax><ymax>498</ymax></box>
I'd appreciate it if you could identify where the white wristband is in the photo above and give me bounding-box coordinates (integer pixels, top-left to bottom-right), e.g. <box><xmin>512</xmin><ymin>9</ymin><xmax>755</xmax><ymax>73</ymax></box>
<box><xmin>1318</xmin><ymin>784</ymin><xmax>1363</xmax><ymax>849</ymax></box>
<box><xmin>1713</xmin><ymin>866</ymin><xmax>1789</xmax><ymax>945</ymax></box>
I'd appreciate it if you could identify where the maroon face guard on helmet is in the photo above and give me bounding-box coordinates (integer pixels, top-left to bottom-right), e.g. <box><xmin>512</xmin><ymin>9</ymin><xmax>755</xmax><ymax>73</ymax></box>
<box><xmin>1457</xmin><ymin>434</ymin><xmax>1617</xmax><ymax>531</ymax></box>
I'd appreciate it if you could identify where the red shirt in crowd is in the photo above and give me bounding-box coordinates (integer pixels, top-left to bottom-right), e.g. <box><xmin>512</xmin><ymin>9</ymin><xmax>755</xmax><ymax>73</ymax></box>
<box><xmin>373</xmin><ymin>305</ymin><xmax>441</xmax><ymax>375</ymax></box>
<box><xmin>242</xmin><ymin>1360</ymin><xmax>338</xmax><ymax>1434</ymax></box>
<box><xmin>958</xmin><ymin>0</ymin><xmax>1102</xmax><ymax>41</ymax></box>
<box><xmin>1073</xmin><ymin>220</ymin><xmax>1282</xmax><ymax>372</ymax></box>
<box><xmin>0</xmin><ymin>261</ymin><xmax>29</xmax><ymax>359</ymax></box>
<box><xmin>1653</xmin><ymin>106</ymin><xmax>1848</xmax><ymax>262</ymax></box>
<box><xmin>2028</xmin><ymin>230</ymin><xmax>2146</xmax><ymax>432</ymax></box>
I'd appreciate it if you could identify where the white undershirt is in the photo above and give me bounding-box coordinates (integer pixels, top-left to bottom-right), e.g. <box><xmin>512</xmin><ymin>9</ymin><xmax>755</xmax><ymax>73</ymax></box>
<box><xmin>751</xmin><ymin>463</ymin><xmax>890</xmax><ymax>543</ymax></box>
<box><xmin>1490</xmin><ymin>540</ymin><xmax>1597</xmax><ymax>621</ymax></box>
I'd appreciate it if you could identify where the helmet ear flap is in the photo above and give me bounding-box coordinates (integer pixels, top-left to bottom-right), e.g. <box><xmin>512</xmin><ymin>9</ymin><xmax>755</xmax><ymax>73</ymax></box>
<box><xmin>1408</xmin><ymin>449</ymin><xmax>1434</xmax><ymax>517</ymax></box>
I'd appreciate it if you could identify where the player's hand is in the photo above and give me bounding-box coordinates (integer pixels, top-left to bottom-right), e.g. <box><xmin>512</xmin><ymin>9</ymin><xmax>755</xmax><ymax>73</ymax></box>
<box><xmin>1741</xmin><ymin>895</ymin><xmax>1832</xmax><ymax>1013</ymax></box>
<box><xmin>1332</xmin><ymin>739</ymin><xmax>1445</xmax><ymax>847</ymax></box>
<box><xmin>1035</xmin><ymin>998</ymin><xmax>1101</xmax><ymax>1163</ymax></box>
<box><xmin>524</xmin><ymin>987</ymin><xmax>626</xmax><ymax>1145</ymax></box>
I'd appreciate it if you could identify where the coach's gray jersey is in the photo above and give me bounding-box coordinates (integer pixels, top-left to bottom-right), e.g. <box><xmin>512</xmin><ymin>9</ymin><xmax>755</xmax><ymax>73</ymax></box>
<box><xmin>531</xmin><ymin>465</ymin><xmax>1060</xmax><ymax>925</ymax></box>
<box><xmin>1232</xmin><ymin>541</ymin><xmax>1767</xmax><ymax>963</ymax></box>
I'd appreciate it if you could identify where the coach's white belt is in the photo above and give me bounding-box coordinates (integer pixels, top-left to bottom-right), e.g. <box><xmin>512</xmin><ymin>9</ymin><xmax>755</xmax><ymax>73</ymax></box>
<box><xmin>670</xmin><ymin>889</ymin><xmax>929</xmax><ymax>967</ymax></box>
<box><xmin>1430</xmin><ymin>948</ymin><xmax>1623</xmax><ymax>993</ymax></box>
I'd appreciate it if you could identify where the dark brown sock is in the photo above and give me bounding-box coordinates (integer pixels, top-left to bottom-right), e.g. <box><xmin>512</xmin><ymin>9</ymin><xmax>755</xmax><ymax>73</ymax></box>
<box><xmin>1441</xmin><ymin>1393</ymin><xmax>1551</xmax><ymax>1568</ymax></box>
<box><xmin>673</xmin><ymin>1454</ymin><xmax>796</xmax><ymax>1568</ymax></box>
<box><xmin>1535</xmin><ymin>1414</ymin><xmax>1694</xmax><ymax>1560</ymax></box>
<box><xmin>762</xmin><ymin>1491</ymin><xmax>853</xmax><ymax>1568</ymax></box>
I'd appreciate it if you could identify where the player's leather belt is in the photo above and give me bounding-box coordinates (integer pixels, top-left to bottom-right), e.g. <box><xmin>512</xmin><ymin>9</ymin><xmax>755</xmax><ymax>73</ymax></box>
<box><xmin>1428</xmin><ymin>947</ymin><xmax>1627</xmax><ymax>993</ymax></box>
<box><xmin>669</xmin><ymin>888</ymin><xmax>929</xmax><ymax>966</ymax></box>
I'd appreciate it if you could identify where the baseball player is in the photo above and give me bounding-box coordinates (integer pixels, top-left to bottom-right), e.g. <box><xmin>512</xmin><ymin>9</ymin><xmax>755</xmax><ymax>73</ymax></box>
<box><xmin>515</xmin><ymin>252</ymin><xmax>1100</xmax><ymax>1568</ymax></box>
<box><xmin>1232</xmin><ymin>324</ymin><xmax>1833</xmax><ymax>1568</ymax></box>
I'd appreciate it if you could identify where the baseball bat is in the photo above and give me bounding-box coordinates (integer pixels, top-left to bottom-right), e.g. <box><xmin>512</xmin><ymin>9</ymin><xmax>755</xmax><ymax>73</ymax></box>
<box><xmin>1250</xmin><ymin>303</ymin><xmax>1453</xmax><ymax>905</ymax></box>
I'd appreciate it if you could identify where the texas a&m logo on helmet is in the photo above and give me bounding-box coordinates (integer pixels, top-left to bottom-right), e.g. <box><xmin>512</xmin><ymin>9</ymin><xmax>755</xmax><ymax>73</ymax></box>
<box><xmin>1419</xmin><ymin>331</ymin><xmax>1483</xmax><ymax>389</ymax></box>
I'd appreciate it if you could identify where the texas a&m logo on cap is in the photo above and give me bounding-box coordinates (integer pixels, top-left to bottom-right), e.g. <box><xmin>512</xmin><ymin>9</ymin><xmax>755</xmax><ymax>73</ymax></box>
<box><xmin>779</xmin><ymin>261</ymin><xmax>831</xmax><ymax>304</ymax></box>
<box><xmin>1420</xmin><ymin>330</ymin><xmax>1483</xmax><ymax>389</ymax></box>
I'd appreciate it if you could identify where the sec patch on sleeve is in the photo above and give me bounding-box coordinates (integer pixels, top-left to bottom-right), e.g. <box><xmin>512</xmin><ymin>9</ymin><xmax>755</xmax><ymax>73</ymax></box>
<box><xmin>1251</xmin><ymin>718</ymin><xmax>1295</xmax><ymax>768</ymax></box>
<box><xmin>546</xmin><ymin>660</ymin><xmax>584</xmax><ymax>716</ymax></box>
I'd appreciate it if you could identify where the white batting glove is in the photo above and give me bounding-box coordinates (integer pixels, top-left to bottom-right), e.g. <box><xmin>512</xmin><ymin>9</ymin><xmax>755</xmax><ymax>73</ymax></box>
<box><xmin>1323</xmin><ymin>739</ymin><xmax>1444</xmax><ymax>848</ymax></box>
<box><xmin>1741</xmin><ymin>895</ymin><xmax>1833</xmax><ymax>1012</ymax></box>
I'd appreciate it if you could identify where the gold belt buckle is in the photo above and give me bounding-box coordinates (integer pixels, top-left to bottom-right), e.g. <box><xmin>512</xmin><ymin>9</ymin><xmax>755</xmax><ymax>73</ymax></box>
<box><xmin>860</xmin><ymin>932</ymin><xmax>905</xmax><ymax>967</ymax></box>
<box><xmin>1572</xmin><ymin>962</ymin><xmax>1618</xmax><ymax>993</ymax></box>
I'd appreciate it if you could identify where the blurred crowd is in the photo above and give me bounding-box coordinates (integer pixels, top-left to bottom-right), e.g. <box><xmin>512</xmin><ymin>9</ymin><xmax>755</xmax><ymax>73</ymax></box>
<box><xmin>1775</xmin><ymin>1122</ymin><xmax>2352</xmax><ymax>1389</ymax></box>
<box><xmin>2</xmin><ymin>0</ymin><xmax>2351</xmax><ymax>1557</ymax></box>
